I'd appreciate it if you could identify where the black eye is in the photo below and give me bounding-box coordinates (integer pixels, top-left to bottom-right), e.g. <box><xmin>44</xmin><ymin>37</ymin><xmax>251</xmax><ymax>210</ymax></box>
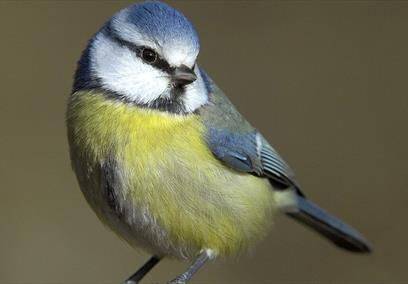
<box><xmin>141</xmin><ymin>48</ymin><xmax>158</xmax><ymax>63</ymax></box>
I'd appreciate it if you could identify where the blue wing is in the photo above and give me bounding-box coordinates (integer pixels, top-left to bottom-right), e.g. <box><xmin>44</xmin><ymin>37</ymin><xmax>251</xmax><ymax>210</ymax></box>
<box><xmin>206</xmin><ymin>127</ymin><xmax>298</xmax><ymax>190</ymax></box>
<box><xmin>198</xmin><ymin>68</ymin><xmax>298</xmax><ymax>190</ymax></box>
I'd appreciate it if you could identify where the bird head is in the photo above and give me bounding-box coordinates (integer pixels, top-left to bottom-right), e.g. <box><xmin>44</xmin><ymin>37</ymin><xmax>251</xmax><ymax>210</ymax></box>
<box><xmin>73</xmin><ymin>1</ymin><xmax>208</xmax><ymax>114</ymax></box>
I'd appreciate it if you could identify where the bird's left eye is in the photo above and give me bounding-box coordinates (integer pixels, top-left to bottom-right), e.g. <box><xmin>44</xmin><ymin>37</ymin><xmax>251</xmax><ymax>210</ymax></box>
<box><xmin>141</xmin><ymin>48</ymin><xmax>158</xmax><ymax>63</ymax></box>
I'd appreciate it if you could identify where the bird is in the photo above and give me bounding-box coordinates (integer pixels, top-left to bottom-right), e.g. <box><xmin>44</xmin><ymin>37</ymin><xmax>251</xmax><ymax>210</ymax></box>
<box><xmin>66</xmin><ymin>1</ymin><xmax>371</xmax><ymax>283</ymax></box>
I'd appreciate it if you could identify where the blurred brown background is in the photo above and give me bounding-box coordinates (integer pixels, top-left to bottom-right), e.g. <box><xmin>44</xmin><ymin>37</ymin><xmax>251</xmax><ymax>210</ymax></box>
<box><xmin>1</xmin><ymin>1</ymin><xmax>407</xmax><ymax>283</ymax></box>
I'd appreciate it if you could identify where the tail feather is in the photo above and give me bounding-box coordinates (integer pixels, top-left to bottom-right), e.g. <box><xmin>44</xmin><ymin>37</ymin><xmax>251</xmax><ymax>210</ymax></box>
<box><xmin>285</xmin><ymin>194</ymin><xmax>371</xmax><ymax>253</ymax></box>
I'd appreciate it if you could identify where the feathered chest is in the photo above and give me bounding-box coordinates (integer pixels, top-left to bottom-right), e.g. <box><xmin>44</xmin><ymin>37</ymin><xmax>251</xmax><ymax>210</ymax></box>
<box><xmin>67</xmin><ymin>91</ymin><xmax>275</xmax><ymax>257</ymax></box>
<box><xmin>67</xmin><ymin>91</ymin><xmax>207</xmax><ymax>163</ymax></box>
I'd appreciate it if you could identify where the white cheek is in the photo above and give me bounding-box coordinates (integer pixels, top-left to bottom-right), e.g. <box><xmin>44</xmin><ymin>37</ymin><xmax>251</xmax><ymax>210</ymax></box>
<box><xmin>91</xmin><ymin>34</ymin><xmax>169</xmax><ymax>104</ymax></box>
<box><xmin>182</xmin><ymin>67</ymin><xmax>208</xmax><ymax>112</ymax></box>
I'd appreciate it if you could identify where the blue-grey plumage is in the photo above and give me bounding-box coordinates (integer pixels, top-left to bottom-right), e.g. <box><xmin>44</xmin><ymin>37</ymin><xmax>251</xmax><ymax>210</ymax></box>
<box><xmin>118</xmin><ymin>2</ymin><xmax>200</xmax><ymax>52</ymax></box>
<box><xmin>67</xmin><ymin>1</ymin><xmax>371</xmax><ymax>283</ymax></box>
<box><xmin>199</xmin><ymin>70</ymin><xmax>371</xmax><ymax>252</ymax></box>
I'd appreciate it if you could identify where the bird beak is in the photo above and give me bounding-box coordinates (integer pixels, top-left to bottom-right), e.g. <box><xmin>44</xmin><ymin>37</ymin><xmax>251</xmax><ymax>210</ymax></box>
<box><xmin>173</xmin><ymin>64</ymin><xmax>197</xmax><ymax>87</ymax></box>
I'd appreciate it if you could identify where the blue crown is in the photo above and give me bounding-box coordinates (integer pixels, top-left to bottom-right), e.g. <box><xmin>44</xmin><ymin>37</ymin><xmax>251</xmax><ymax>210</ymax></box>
<box><xmin>114</xmin><ymin>1</ymin><xmax>199</xmax><ymax>51</ymax></box>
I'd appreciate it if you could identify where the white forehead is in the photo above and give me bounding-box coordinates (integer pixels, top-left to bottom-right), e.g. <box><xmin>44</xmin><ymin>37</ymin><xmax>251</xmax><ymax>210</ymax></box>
<box><xmin>111</xmin><ymin>9</ymin><xmax>199</xmax><ymax>68</ymax></box>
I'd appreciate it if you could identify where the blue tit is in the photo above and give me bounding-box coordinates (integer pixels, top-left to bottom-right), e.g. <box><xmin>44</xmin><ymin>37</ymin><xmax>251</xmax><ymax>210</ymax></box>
<box><xmin>66</xmin><ymin>1</ymin><xmax>371</xmax><ymax>283</ymax></box>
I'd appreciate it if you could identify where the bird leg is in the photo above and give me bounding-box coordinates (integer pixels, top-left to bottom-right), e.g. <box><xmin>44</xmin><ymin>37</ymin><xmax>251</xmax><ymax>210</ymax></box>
<box><xmin>167</xmin><ymin>249</ymin><xmax>214</xmax><ymax>284</ymax></box>
<box><xmin>123</xmin><ymin>255</ymin><xmax>161</xmax><ymax>284</ymax></box>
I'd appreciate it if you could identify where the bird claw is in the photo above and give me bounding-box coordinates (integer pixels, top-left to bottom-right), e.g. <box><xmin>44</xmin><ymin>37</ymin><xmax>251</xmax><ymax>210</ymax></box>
<box><xmin>167</xmin><ymin>280</ymin><xmax>186</xmax><ymax>284</ymax></box>
<box><xmin>167</xmin><ymin>276</ymin><xmax>188</xmax><ymax>284</ymax></box>
<box><xmin>123</xmin><ymin>281</ymin><xmax>138</xmax><ymax>284</ymax></box>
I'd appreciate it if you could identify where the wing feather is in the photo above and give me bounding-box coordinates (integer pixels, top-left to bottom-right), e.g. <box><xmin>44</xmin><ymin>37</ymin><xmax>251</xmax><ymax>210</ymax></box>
<box><xmin>206</xmin><ymin>127</ymin><xmax>298</xmax><ymax>189</ymax></box>
<box><xmin>199</xmin><ymin>67</ymin><xmax>298</xmax><ymax>189</ymax></box>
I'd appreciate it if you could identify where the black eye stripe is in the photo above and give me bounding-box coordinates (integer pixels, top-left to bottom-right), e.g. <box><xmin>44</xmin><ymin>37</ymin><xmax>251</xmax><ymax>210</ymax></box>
<box><xmin>111</xmin><ymin>34</ymin><xmax>173</xmax><ymax>74</ymax></box>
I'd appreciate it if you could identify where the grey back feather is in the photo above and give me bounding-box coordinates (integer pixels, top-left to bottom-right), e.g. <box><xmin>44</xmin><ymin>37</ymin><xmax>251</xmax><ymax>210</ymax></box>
<box><xmin>199</xmin><ymin>69</ymin><xmax>298</xmax><ymax>190</ymax></box>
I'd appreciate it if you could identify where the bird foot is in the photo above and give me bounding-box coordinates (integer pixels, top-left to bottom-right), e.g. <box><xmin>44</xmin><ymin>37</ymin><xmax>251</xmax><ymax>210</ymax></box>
<box><xmin>123</xmin><ymin>281</ymin><xmax>138</xmax><ymax>284</ymax></box>
<box><xmin>167</xmin><ymin>280</ymin><xmax>186</xmax><ymax>284</ymax></box>
<box><xmin>167</xmin><ymin>274</ymin><xmax>189</xmax><ymax>284</ymax></box>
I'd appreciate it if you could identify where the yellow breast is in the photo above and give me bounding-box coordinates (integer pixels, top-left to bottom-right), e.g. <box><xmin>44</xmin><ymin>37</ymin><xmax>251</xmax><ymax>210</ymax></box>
<box><xmin>67</xmin><ymin>91</ymin><xmax>275</xmax><ymax>257</ymax></box>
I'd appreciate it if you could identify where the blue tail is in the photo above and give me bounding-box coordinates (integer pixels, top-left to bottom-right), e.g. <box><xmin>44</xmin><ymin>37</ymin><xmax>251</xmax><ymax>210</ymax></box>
<box><xmin>286</xmin><ymin>195</ymin><xmax>371</xmax><ymax>253</ymax></box>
